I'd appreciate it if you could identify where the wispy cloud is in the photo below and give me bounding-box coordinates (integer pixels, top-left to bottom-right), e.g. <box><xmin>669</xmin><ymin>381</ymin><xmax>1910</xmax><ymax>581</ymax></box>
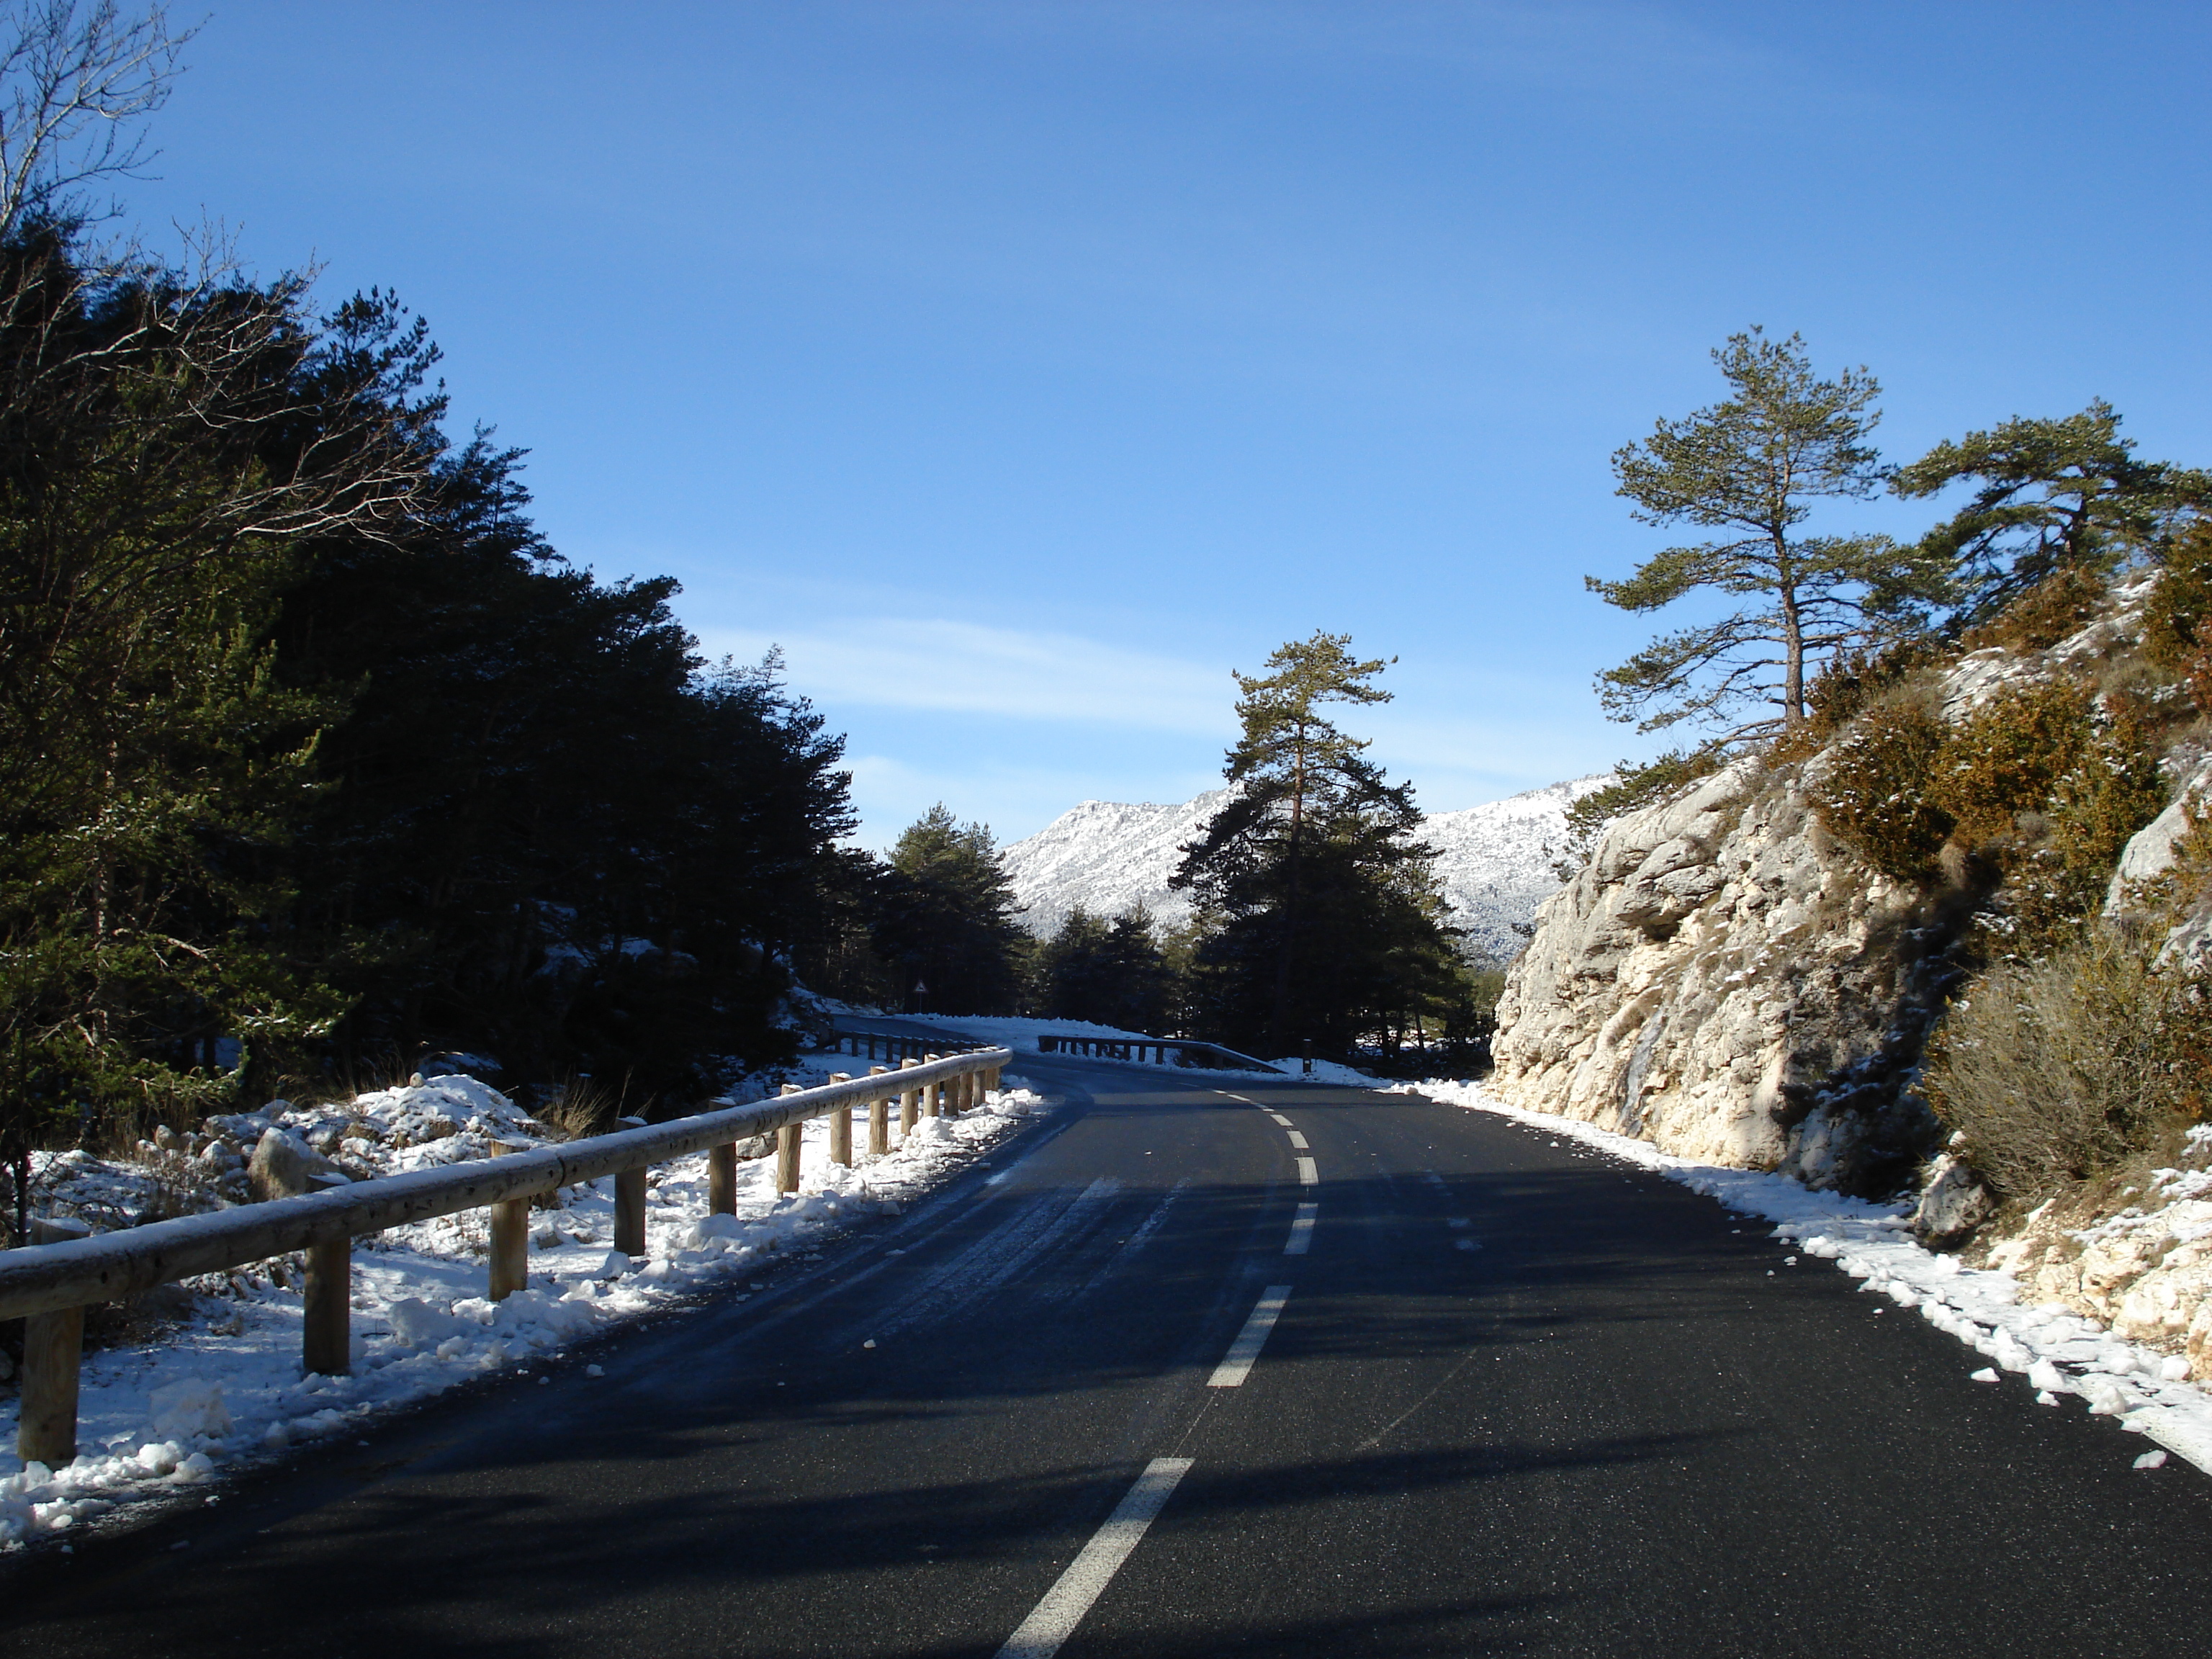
<box><xmin>697</xmin><ymin>617</ymin><xmax>1234</xmax><ymax>736</ymax></box>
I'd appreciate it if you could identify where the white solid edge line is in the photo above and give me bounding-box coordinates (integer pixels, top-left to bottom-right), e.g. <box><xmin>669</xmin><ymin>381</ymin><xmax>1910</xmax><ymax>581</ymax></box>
<box><xmin>1285</xmin><ymin>1202</ymin><xmax>1318</xmax><ymax>1255</ymax></box>
<box><xmin>1208</xmin><ymin>1285</ymin><xmax>1293</xmax><ymax>1387</ymax></box>
<box><xmin>995</xmin><ymin>1457</ymin><xmax>1195</xmax><ymax>1659</ymax></box>
<box><xmin>1296</xmin><ymin>1156</ymin><xmax>1318</xmax><ymax>1186</ymax></box>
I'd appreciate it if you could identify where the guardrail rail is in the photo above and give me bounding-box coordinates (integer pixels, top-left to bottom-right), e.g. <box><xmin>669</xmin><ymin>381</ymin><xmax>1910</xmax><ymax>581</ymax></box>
<box><xmin>0</xmin><ymin>1048</ymin><xmax>1011</xmax><ymax>1467</ymax></box>
<box><xmin>1034</xmin><ymin>1035</ymin><xmax>1282</xmax><ymax>1072</ymax></box>
<box><xmin>824</xmin><ymin>1028</ymin><xmax>992</xmax><ymax>1065</ymax></box>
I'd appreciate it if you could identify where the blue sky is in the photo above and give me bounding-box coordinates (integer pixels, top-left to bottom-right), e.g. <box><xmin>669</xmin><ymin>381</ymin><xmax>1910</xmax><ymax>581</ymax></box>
<box><xmin>118</xmin><ymin>1</ymin><xmax>2212</xmax><ymax>848</ymax></box>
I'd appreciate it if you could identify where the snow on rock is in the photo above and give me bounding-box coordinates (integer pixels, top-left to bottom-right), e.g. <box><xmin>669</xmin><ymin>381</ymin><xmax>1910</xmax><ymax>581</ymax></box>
<box><xmin>999</xmin><ymin>775</ymin><xmax>1614</xmax><ymax>961</ymax></box>
<box><xmin>1403</xmin><ymin>1077</ymin><xmax>2212</xmax><ymax>1478</ymax></box>
<box><xmin>0</xmin><ymin>1064</ymin><xmax>1049</xmax><ymax>1550</ymax></box>
<box><xmin>245</xmin><ymin>1127</ymin><xmax>346</xmax><ymax>1200</ymax></box>
<box><xmin>1975</xmin><ymin>1127</ymin><xmax>2212</xmax><ymax>1382</ymax></box>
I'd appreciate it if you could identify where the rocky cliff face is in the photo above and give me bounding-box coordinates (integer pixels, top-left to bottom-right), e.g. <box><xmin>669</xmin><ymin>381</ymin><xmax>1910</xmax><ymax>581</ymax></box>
<box><xmin>1489</xmin><ymin>755</ymin><xmax>1946</xmax><ymax>1194</ymax></box>
<box><xmin>1489</xmin><ymin>573</ymin><xmax>2212</xmax><ymax>1372</ymax></box>
<box><xmin>1490</xmin><ymin>583</ymin><xmax>2165</xmax><ymax>1194</ymax></box>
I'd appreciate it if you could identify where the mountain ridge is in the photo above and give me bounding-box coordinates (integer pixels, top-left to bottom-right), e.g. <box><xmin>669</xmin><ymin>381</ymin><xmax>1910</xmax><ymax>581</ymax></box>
<box><xmin>999</xmin><ymin>774</ymin><xmax>1614</xmax><ymax>962</ymax></box>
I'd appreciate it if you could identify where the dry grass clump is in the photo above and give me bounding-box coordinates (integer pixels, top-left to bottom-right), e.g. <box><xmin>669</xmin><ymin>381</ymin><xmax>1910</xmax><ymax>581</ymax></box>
<box><xmin>536</xmin><ymin>1071</ymin><xmax>626</xmax><ymax>1140</ymax></box>
<box><xmin>1923</xmin><ymin>930</ymin><xmax>2206</xmax><ymax>1203</ymax></box>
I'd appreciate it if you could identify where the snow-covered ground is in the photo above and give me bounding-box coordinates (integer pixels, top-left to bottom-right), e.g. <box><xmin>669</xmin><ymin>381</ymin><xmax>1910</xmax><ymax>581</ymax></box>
<box><xmin>0</xmin><ymin>1058</ymin><xmax>1049</xmax><ymax>1549</ymax></box>
<box><xmin>1404</xmin><ymin>1077</ymin><xmax>2212</xmax><ymax>1478</ymax></box>
<box><xmin>997</xmin><ymin>775</ymin><xmax>1614</xmax><ymax>961</ymax></box>
<box><xmin>1267</xmin><ymin>1057</ymin><xmax>1385</xmax><ymax>1087</ymax></box>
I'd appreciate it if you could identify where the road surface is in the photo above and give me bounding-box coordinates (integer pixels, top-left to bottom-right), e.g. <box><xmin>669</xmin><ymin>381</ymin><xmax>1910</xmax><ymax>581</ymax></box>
<box><xmin>6</xmin><ymin>1048</ymin><xmax>2209</xmax><ymax>1656</ymax></box>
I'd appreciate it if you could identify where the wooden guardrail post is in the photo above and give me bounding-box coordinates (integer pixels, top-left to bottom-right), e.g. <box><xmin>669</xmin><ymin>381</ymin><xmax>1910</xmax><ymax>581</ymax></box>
<box><xmin>868</xmin><ymin>1065</ymin><xmax>891</xmax><ymax>1156</ymax></box>
<box><xmin>305</xmin><ymin>1231</ymin><xmax>354</xmax><ymax>1375</ymax></box>
<box><xmin>19</xmin><ymin>1215</ymin><xmax>90</xmax><ymax>1466</ymax></box>
<box><xmin>829</xmin><ymin>1072</ymin><xmax>853</xmax><ymax>1165</ymax></box>
<box><xmin>899</xmin><ymin>1056</ymin><xmax>920</xmax><ymax>1137</ymax></box>
<box><xmin>776</xmin><ymin>1083</ymin><xmax>803</xmax><ymax>1192</ymax></box>
<box><xmin>924</xmin><ymin>1055</ymin><xmax>943</xmax><ymax>1118</ymax></box>
<box><xmin>487</xmin><ymin>1196</ymin><xmax>529</xmax><ymax>1303</ymax></box>
<box><xmin>613</xmin><ymin>1114</ymin><xmax>649</xmax><ymax>1256</ymax></box>
<box><xmin>709</xmin><ymin>1140</ymin><xmax>737</xmax><ymax>1215</ymax></box>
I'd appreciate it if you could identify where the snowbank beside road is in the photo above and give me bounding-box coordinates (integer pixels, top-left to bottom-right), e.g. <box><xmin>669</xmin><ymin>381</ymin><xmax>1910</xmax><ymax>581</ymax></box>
<box><xmin>1</xmin><ymin>1064</ymin><xmax>1047</xmax><ymax>1549</ymax></box>
<box><xmin>1403</xmin><ymin>1076</ymin><xmax>2212</xmax><ymax>1478</ymax></box>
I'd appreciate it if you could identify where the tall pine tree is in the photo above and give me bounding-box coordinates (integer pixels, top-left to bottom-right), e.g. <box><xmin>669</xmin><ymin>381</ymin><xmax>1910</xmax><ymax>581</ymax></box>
<box><xmin>1173</xmin><ymin>632</ymin><xmax>1462</xmax><ymax>1058</ymax></box>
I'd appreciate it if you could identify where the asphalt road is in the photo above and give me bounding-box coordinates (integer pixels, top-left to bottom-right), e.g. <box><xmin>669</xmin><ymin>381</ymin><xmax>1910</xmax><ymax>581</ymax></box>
<box><xmin>7</xmin><ymin>1051</ymin><xmax>2212</xmax><ymax>1657</ymax></box>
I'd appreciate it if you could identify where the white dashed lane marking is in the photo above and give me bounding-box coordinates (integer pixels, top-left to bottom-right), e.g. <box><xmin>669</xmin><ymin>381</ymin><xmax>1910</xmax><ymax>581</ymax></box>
<box><xmin>995</xmin><ymin>1457</ymin><xmax>1195</xmax><ymax>1659</ymax></box>
<box><xmin>1209</xmin><ymin>1285</ymin><xmax>1293</xmax><ymax>1387</ymax></box>
<box><xmin>1296</xmin><ymin>1156</ymin><xmax>1318</xmax><ymax>1186</ymax></box>
<box><xmin>1285</xmin><ymin>1130</ymin><xmax>1308</xmax><ymax>1149</ymax></box>
<box><xmin>1285</xmin><ymin>1202</ymin><xmax>1317</xmax><ymax>1255</ymax></box>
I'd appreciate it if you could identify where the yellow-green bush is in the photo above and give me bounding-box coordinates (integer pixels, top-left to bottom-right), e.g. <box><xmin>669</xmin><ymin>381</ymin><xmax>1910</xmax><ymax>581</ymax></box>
<box><xmin>2143</xmin><ymin>520</ymin><xmax>2212</xmax><ymax>669</ymax></box>
<box><xmin>1814</xmin><ymin>680</ymin><xmax>2162</xmax><ymax>936</ymax></box>
<box><xmin>1558</xmin><ymin>745</ymin><xmax>1727</xmax><ymax>867</ymax></box>
<box><xmin>1925</xmin><ymin>681</ymin><xmax>2093</xmax><ymax>848</ymax></box>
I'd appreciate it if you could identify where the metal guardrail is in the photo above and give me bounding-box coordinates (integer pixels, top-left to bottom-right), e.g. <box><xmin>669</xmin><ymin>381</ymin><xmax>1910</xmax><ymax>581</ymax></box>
<box><xmin>1034</xmin><ymin>1035</ymin><xmax>1284</xmax><ymax>1073</ymax></box>
<box><xmin>824</xmin><ymin>1027</ymin><xmax>992</xmax><ymax>1065</ymax></box>
<box><xmin>1</xmin><ymin>1048</ymin><xmax>1011</xmax><ymax>1467</ymax></box>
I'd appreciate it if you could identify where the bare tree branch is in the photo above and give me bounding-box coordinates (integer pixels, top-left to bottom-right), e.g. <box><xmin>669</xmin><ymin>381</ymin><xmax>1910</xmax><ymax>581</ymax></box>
<box><xmin>0</xmin><ymin>0</ymin><xmax>190</xmax><ymax>242</ymax></box>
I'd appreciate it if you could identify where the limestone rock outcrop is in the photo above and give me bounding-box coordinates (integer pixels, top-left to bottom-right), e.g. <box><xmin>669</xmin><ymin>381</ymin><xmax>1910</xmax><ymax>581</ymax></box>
<box><xmin>1489</xmin><ymin>755</ymin><xmax>1946</xmax><ymax>1193</ymax></box>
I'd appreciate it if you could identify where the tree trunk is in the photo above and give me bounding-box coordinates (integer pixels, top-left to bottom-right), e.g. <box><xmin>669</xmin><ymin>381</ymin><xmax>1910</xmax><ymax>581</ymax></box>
<box><xmin>1272</xmin><ymin>719</ymin><xmax>1307</xmax><ymax>1048</ymax></box>
<box><xmin>1776</xmin><ymin>550</ymin><xmax>1804</xmax><ymax>726</ymax></box>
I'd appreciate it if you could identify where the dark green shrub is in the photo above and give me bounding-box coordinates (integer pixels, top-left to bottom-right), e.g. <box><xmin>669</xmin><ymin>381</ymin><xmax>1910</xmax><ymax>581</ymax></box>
<box><xmin>1810</xmin><ymin>701</ymin><xmax>1953</xmax><ymax>881</ymax></box>
<box><xmin>1958</xmin><ymin>565</ymin><xmax>2108</xmax><ymax>653</ymax></box>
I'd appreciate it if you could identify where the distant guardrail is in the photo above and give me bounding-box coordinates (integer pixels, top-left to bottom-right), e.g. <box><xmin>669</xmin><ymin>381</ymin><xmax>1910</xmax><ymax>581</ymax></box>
<box><xmin>0</xmin><ymin>1048</ymin><xmax>1011</xmax><ymax>1467</ymax></box>
<box><xmin>1034</xmin><ymin>1035</ymin><xmax>1285</xmax><ymax>1074</ymax></box>
<box><xmin>823</xmin><ymin>1028</ymin><xmax>994</xmax><ymax>1065</ymax></box>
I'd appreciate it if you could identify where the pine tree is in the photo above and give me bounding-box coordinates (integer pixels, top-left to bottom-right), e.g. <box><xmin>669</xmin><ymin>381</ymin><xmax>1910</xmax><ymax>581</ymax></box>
<box><xmin>0</xmin><ymin>236</ymin><xmax>436</xmax><ymax>1154</ymax></box>
<box><xmin>1174</xmin><ymin>632</ymin><xmax>1461</xmax><ymax>1057</ymax></box>
<box><xmin>1591</xmin><ymin>328</ymin><xmax>1944</xmax><ymax>739</ymax></box>
<box><xmin>1893</xmin><ymin>400</ymin><xmax>2212</xmax><ymax>628</ymax></box>
<box><xmin>871</xmin><ymin>806</ymin><xmax>1027</xmax><ymax>1015</ymax></box>
<box><xmin>1034</xmin><ymin>906</ymin><xmax>1175</xmax><ymax>1032</ymax></box>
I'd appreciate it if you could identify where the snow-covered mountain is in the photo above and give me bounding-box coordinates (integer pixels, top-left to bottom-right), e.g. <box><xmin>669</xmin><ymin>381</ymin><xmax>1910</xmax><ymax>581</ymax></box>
<box><xmin>1000</xmin><ymin>775</ymin><xmax>1614</xmax><ymax>963</ymax></box>
<box><xmin>1419</xmin><ymin>776</ymin><xmax>1616</xmax><ymax>961</ymax></box>
<box><xmin>998</xmin><ymin>787</ymin><xmax>1233</xmax><ymax>940</ymax></box>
